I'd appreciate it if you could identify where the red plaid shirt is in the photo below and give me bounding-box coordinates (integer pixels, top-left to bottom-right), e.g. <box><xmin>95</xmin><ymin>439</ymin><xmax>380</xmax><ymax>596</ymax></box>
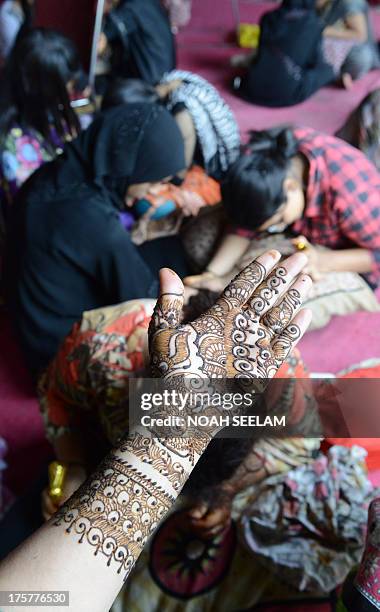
<box><xmin>235</xmin><ymin>127</ymin><xmax>380</xmax><ymax>285</ymax></box>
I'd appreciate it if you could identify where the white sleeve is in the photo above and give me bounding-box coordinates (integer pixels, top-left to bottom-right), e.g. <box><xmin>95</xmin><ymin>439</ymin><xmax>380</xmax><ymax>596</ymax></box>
<box><xmin>0</xmin><ymin>1</ymin><xmax>23</xmax><ymax>61</ymax></box>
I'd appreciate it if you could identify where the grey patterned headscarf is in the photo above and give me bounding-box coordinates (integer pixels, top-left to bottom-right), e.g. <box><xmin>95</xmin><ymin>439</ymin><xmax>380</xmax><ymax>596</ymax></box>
<box><xmin>161</xmin><ymin>70</ymin><xmax>241</xmax><ymax>179</ymax></box>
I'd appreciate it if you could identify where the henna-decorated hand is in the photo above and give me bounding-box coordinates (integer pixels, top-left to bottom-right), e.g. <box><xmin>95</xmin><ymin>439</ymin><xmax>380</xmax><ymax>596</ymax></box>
<box><xmin>188</xmin><ymin>494</ymin><xmax>232</xmax><ymax>538</ymax></box>
<box><xmin>44</xmin><ymin>253</ymin><xmax>312</xmax><ymax>591</ymax></box>
<box><xmin>149</xmin><ymin>250</ymin><xmax>312</xmax><ymax>380</ymax></box>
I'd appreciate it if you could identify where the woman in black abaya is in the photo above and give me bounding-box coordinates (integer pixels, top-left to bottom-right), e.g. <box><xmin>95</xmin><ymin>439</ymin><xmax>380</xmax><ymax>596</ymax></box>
<box><xmin>98</xmin><ymin>0</ymin><xmax>176</xmax><ymax>87</ymax></box>
<box><xmin>235</xmin><ymin>0</ymin><xmax>334</xmax><ymax>107</ymax></box>
<box><xmin>5</xmin><ymin>103</ymin><xmax>186</xmax><ymax>376</ymax></box>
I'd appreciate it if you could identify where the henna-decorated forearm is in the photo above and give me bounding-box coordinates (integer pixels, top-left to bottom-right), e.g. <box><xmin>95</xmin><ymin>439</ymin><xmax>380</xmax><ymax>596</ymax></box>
<box><xmin>53</xmin><ymin>428</ymin><xmax>211</xmax><ymax>581</ymax></box>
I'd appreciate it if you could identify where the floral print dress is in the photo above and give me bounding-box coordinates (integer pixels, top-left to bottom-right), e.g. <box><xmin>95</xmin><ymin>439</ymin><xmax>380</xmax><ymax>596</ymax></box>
<box><xmin>0</xmin><ymin>125</ymin><xmax>66</xmax><ymax>245</ymax></box>
<box><xmin>0</xmin><ymin>125</ymin><xmax>65</xmax><ymax>202</ymax></box>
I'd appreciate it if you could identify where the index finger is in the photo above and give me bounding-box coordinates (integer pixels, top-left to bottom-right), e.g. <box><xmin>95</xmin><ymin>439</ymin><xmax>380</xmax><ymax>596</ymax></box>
<box><xmin>218</xmin><ymin>250</ymin><xmax>282</xmax><ymax>308</ymax></box>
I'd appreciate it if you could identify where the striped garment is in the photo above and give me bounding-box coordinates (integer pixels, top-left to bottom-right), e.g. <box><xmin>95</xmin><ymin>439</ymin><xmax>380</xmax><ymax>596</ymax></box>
<box><xmin>161</xmin><ymin>69</ymin><xmax>241</xmax><ymax>178</ymax></box>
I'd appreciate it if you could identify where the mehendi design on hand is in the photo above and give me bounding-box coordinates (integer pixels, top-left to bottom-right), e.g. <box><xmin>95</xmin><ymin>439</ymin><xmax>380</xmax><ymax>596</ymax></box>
<box><xmin>150</xmin><ymin>294</ymin><xmax>184</xmax><ymax>332</ymax></box>
<box><xmin>248</xmin><ymin>266</ymin><xmax>287</xmax><ymax>315</ymax></box>
<box><xmin>149</xmin><ymin>254</ymin><xmax>308</xmax><ymax>381</ymax></box>
<box><xmin>261</xmin><ymin>288</ymin><xmax>302</xmax><ymax>337</ymax></box>
<box><xmin>52</xmin><ymin>252</ymin><xmax>311</xmax><ymax>579</ymax></box>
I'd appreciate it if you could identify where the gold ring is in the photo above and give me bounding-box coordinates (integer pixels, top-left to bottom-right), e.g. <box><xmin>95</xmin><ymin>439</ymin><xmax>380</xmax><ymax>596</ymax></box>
<box><xmin>295</xmin><ymin>238</ymin><xmax>308</xmax><ymax>251</ymax></box>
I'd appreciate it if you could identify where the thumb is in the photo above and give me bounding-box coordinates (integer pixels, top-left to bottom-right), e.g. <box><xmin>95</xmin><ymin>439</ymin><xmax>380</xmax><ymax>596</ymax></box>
<box><xmin>150</xmin><ymin>268</ymin><xmax>184</xmax><ymax>333</ymax></box>
<box><xmin>159</xmin><ymin>267</ymin><xmax>184</xmax><ymax>296</ymax></box>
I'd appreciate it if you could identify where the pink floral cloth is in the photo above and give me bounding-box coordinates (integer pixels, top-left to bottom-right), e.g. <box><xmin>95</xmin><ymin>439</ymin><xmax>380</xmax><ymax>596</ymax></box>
<box><xmin>355</xmin><ymin>497</ymin><xmax>380</xmax><ymax>609</ymax></box>
<box><xmin>241</xmin><ymin>445</ymin><xmax>379</xmax><ymax>593</ymax></box>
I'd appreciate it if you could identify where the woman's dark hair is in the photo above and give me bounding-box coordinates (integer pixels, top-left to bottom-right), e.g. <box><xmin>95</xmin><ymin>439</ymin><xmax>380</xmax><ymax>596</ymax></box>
<box><xmin>221</xmin><ymin>126</ymin><xmax>298</xmax><ymax>230</ymax></box>
<box><xmin>20</xmin><ymin>0</ymin><xmax>35</xmax><ymax>31</ymax></box>
<box><xmin>102</xmin><ymin>78</ymin><xmax>160</xmax><ymax>111</ymax></box>
<box><xmin>0</xmin><ymin>27</ymin><xmax>81</xmax><ymax>148</ymax></box>
<box><xmin>20</xmin><ymin>0</ymin><xmax>34</xmax><ymax>26</ymax></box>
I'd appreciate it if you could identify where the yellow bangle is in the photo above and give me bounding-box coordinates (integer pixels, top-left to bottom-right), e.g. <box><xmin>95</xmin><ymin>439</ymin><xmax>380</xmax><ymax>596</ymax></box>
<box><xmin>48</xmin><ymin>461</ymin><xmax>67</xmax><ymax>505</ymax></box>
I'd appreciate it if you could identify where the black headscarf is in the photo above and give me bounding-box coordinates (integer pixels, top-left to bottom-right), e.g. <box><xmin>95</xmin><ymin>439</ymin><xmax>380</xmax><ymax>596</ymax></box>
<box><xmin>103</xmin><ymin>0</ymin><xmax>176</xmax><ymax>85</ymax></box>
<box><xmin>282</xmin><ymin>0</ymin><xmax>317</xmax><ymax>8</ymax></box>
<box><xmin>260</xmin><ymin>0</ymin><xmax>323</xmax><ymax>49</ymax></box>
<box><xmin>56</xmin><ymin>102</ymin><xmax>185</xmax><ymax>209</ymax></box>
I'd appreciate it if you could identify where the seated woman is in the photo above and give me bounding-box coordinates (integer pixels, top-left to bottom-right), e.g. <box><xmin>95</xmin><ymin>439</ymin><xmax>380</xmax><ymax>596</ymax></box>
<box><xmin>0</xmin><ymin>27</ymin><xmax>85</xmax><ymax>222</ymax></box>
<box><xmin>337</xmin><ymin>88</ymin><xmax>380</xmax><ymax>170</ymax></box>
<box><xmin>234</xmin><ymin>0</ymin><xmax>334</xmax><ymax>107</ymax></box>
<box><xmin>101</xmin><ymin>75</ymin><xmax>239</xmax><ymax>233</ymax></box>
<box><xmin>4</xmin><ymin>103</ymin><xmax>187</xmax><ymax>377</ymax></box>
<box><xmin>185</xmin><ymin>126</ymin><xmax>380</xmax><ymax>290</ymax></box>
<box><xmin>318</xmin><ymin>0</ymin><xmax>380</xmax><ymax>88</ymax></box>
<box><xmin>98</xmin><ymin>0</ymin><xmax>176</xmax><ymax>87</ymax></box>
<box><xmin>102</xmin><ymin>74</ymin><xmax>240</xmax><ymax>180</ymax></box>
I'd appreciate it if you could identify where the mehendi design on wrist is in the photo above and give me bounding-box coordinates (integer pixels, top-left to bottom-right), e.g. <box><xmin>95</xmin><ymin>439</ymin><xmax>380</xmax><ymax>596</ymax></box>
<box><xmin>53</xmin><ymin>431</ymin><xmax>210</xmax><ymax>579</ymax></box>
<box><xmin>53</xmin><ymin>450</ymin><xmax>173</xmax><ymax>578</ymax></box>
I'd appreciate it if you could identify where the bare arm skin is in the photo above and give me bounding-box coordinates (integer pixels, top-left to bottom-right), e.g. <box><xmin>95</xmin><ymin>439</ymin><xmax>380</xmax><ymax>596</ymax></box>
<box><xmin>317</xmin><ymin>248</ymin><xmax>373</xmax><ymax>274</ymax></box>
<box><xmin>174</xmin><ymin>109</ymin><xmax>197</xmax><ymax>170</ymax></box>
<box><xmin>184</xmin><ymin>234</ymin><xmax>250</xmax><ymax>290</ymax></box>
<box><xmin>324</xmin><ymin>13</ymin><xmax>367</xmax><ymax>42</ymax></box>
